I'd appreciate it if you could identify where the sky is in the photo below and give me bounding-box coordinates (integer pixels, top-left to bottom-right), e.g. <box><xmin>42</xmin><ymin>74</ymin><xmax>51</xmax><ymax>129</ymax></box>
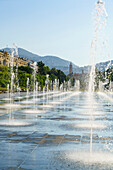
<box><xmin>0</xmin><ymin>0</ymin><xmax>113</xmax><ymax>66</ymax></box>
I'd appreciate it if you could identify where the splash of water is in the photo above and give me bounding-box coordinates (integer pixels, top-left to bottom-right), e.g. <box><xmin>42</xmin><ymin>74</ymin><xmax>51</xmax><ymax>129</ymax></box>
<box><xmin>27</xmin><ymin>77</ymin><xmax>29</xmax><ymax>97</ymax></box>
<box><xmin>13</xmin><ymin>43</ymin><xmax>20</xmax><ymax>92</ymax></box>
<box><xmin>89</xmin><ymin>0</ymin><xmax>108</xmax><ymax>155</ymax></box>
<box><xmin>45</xmin><ymin>74</ymin><xmax>49</xmax><ymax>92</ymax></box>
<box><xmin>10</xmin><ymin>49</ymin><xmax>14</xmax><ymax>95</ymax></box>
<box><xmin>33</xmin><ymin>62</ymin><xmax>37</xmax><ymax>109</ymax></box>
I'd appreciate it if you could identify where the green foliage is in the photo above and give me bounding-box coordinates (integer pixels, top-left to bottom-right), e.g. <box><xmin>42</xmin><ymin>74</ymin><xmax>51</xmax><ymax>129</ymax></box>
<box><xmin>37</xmin><ymin>61</ymin><xmax>50</xmax><ymax>75</ymax></box>
<box><xmin>17</xmin><ymin>66</ymin><xmax>34</xmax><ymax>90</ymax></box>
<box><xmin>0</xmin><ymin>65</ymin><xmax>8</xmax><ymax>72</ymax></box>
<box><xmin>18</xmin><ymin>71</ymin><xmax>27</xmax><ymax>89</ymax></box>
<box><xmin>37</xmin><ymin>61</ymin><xmax>45</xmax><ymax>75</ymax></box>
<box><xmin>0</xmin><ymin>79</ymin><xmax>7</xmax><ymax>88</ymax></box>
<box><xmin>18</xmin><ymin>66</ymin><xmax>33</xmax><ymax>74</ymax></box>
<box><xmin>49</xmin><ymin>68</ymin><xmax>66</xmax><ymax>85</ymax></box>
<box><xmin>49</xmin><ymin>73</ymin><xmax>57</xmax><ymax>82</ymax></box>
<box><xmin>57</xmin><ymin>70</ymin><xmax>67</xmax><ymax>85</ymax></box>
<box><xmin>95</xmin><ymin>67</ymin><xmax>113</xmax><ymax>90</ymax></box>
<box><xmin>36</xmin><ymin>74</ymin><xmax>46</xmax><ymax>90</ymax></box>
<box><xmin>50</xmin><ymin>68</ymin><xmax>58</xmax><ymax>76</ymax></box>
<box><xmin>0</xmin><ymin>66</ymin><xmax>10</xmax><ymax>89</ymax></box>
<box><xmin>37</xmin><ymin>61</ymin><xmax>67</xmax><ymax>89</ymax></box>
<box><xmin>0</xmin><ymin>61</ymin><xmax>68</xmax><ymax>92</ymax></box>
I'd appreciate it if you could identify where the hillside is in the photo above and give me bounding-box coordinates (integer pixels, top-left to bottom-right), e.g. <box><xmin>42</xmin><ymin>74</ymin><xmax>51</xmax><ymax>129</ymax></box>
<box><xmin>96</xmin><ymin>60</ymin><xmax>113</xmax><ymax>71</ymax></box>
<box><xmin>3</xmin><ymin>48</ymin><xmax>80</xmax><ymax>75</ymax></box>
<box><xmin>3</xmin><ymin>47</ymin><xmax>113</xmax><ymax>74</ymax></box>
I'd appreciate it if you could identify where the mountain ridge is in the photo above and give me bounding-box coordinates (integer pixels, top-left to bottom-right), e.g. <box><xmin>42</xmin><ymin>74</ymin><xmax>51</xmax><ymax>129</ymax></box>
<box><xmin>3</xmin><ymin>47</ymin><xmax>80</xmax><ymax>74</ymax></box>
<box><xmin>2</xmin><ymin>47</ymin><xmax>113</xmax><ymax>75</ymax></box>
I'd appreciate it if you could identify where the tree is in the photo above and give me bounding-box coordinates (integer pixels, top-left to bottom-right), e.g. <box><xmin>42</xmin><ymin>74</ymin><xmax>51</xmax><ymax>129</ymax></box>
<box><xmin>57</xmin><ymin>70</ymin><xmax>67</xmax><ymax>85</ymax></box>
<box><xmin>37</xmin><ymin>61</ymin><xmax>45</xmax><ymax>75</ymax></box>
<box><xmin>18</xmin><ymin>71</ymin><xmax>30</xmax><ymax>90</ymax></box>
<box><xmin>18</xmin><ymin>66</ymin><xmax>33</xmax><ymax>74</ymax></box>
<box><xmin>36</xmin><ymin>74</ymin><xmax>46</xmax><ymax>90</ymax></box>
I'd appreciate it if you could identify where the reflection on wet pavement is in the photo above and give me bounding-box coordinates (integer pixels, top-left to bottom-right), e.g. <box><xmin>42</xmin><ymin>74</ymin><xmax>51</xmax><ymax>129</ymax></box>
<box><xmin>0</xmin><ymin>92</ymin><xmax>113</xmax><ymax>169</ymax></box>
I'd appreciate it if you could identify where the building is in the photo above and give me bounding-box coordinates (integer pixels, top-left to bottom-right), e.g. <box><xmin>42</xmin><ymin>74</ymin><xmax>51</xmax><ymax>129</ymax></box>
<box><xmin>0</xmin><ymin>50</ymin><xmax>34</xmax><ymax>67</ymax></box>
<box><xmin>0</xmin><ymin>50</ymin><xmax>10</xmax><ymax>66</ymax></box>
<box><xmin>69</xmin><ymin>62</ymin><xmax>73</xmax><ymax>75</ymax></box>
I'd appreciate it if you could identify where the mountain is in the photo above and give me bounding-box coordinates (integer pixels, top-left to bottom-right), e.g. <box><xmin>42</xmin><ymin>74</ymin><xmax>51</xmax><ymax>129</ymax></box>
<box><xmin>96</xmin><ymin>60</ymin><xmax>113</xmax><ymax>71</ymax></box>
<box><xmin>3</xmin><ymin>48</ymin><xmax>41</xmax><ymax>61</ymax></box>
<box><xmin>2</xmin><ymin>47</ymin><xmax>113</xmax><ymax>74</ymax></box>
<box><xmin>80</xmin><ymin>60</ymin><xmax>113</xmax><ymax>73</ymax></box>
<box><xmin>3</xmin><ymin>48</ymin><xmax>80</xmax><ymax>75</ymax></box>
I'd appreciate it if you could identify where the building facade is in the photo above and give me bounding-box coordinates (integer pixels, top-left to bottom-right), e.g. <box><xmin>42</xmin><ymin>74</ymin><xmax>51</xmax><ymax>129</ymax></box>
<box><xmin>69</xmin><ymin>62</ymin><xmax>73</xmax><ymax>75</ymax></box>
<box><xmin>0</xmin><ymin>50</ymin><xmax>34</xmax><ymax>67</ymax></box>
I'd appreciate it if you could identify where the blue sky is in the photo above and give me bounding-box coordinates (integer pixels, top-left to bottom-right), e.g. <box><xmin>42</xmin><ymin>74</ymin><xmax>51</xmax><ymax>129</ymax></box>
<box><xmin>0</xmin><ymin>0</ymin><xmax>113</xmax><ymax>66</ymax></box>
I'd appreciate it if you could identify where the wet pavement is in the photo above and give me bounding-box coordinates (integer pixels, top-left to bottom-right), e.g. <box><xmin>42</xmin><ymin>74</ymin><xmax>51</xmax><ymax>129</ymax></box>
<box><xmin>0</xmin><ymin>92</ymin><xmax>113</xmax><ymax>169</ymax></box>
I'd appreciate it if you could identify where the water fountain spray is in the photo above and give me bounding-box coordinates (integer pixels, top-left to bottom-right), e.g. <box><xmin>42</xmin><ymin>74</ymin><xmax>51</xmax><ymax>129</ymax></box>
<box><xmin>33</xmin><ymin>62</ymin><xmax>37</xmax><ymax>92</ymax></box>
<box><xmin>45</xmin><ymin>74</ymin><xmax>49</xmax><ymax>92</ymax></box>
<box><xmin>36</xmin><ymin>81</ymin><xmax>38</xmax><ymax>94</ymax></box>
<box><xmin>89</xmin><ymin>0</ymin><xmax>108</xmax><ymax>91</ymax></box>
<box><xmin>13</xmin><ymin>43</ymin><xmax>19</xmax><ymax>92</ymax></box>
<box><xmin>10</xmin><ymin>49</ymin><xmax>14</xmax><ymax>95</ymax></box>
<box><xmin>88</xmin><ymin>0</ymin><xmax>108</xmax><ymax>155</ymax></box>
<box><xmin>8</xmin><ymin>49</ymin><xmax>15</xmax><ymax>120</ymax></box>
<box><xmin>27</xmin><ymin>77</ymin><xmax>29</xmax><ymax>96</ymax></box>
<box><xmin>33</xmin><ymin>62</ymin><xmax>37</xmax><ymax>109</ymax></box>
